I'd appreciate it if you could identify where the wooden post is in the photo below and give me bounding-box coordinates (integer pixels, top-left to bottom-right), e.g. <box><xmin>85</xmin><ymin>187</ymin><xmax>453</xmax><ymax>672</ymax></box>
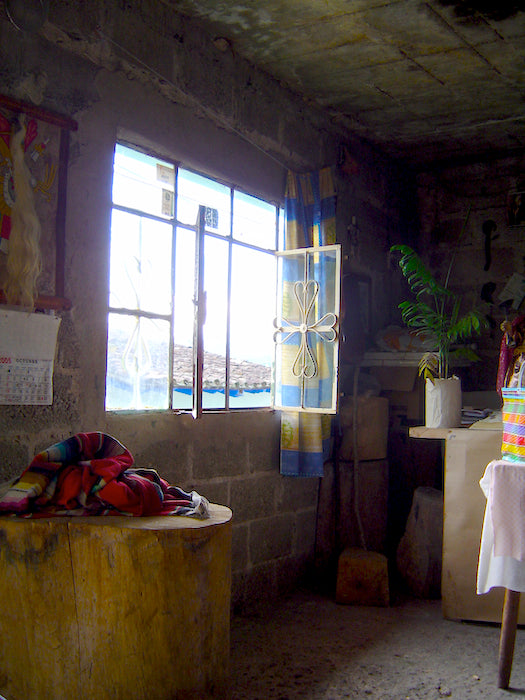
<box><xmin>498</xmin><ymin>588</ymin><xmax>521</xmax><ymax>689</ymax></box>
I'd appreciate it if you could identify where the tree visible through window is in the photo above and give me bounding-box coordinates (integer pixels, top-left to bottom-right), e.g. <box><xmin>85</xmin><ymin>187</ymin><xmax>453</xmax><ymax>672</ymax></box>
<box><xmin>106</xmin><ymin>143</ymin><xmax>282</xmax><ymax>411</ymax></box>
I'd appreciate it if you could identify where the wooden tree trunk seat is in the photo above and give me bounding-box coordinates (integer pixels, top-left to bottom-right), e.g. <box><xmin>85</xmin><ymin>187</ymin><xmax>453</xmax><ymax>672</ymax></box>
<box><xmin>0</xmin><ymin>504</ymin><xmax>232</xmax><ymax>700</ymax></box>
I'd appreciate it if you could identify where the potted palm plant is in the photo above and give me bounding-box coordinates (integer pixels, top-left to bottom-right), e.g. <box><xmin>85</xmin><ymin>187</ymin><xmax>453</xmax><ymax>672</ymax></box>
<box><xmin>390</xmin><ymin>209</ymin><xmax>486</xmax><ymax>428</ymax></box>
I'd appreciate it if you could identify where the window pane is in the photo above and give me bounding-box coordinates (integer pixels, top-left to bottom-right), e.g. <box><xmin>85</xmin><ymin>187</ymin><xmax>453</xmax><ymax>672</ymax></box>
<box><xmin>172</xmin><ymin>227</ymin><xmax>195</xmax><ymax>409</ymax></box>
<box><xmin>106</xmin><ymin>313</ymin><xmax>170</xmax><ymax>411</ymax></box>
<box><xmin>304</xmin><ymin>247</ymin><xmax>339</xmax><ymax>409</ymax></box>
<box><xmin>113</xmin><ymin>144</ymin><xmax>174</xmax><ymax>219</ymax></box>
<box><xmin>177</xmin><ymin>169</ymin><xmax>230</xmax><ymax>236</ymax></box>
<box><xmin>229</xmin><ymin>388</ymin><xmax>271</xmax><ymax>408</ymax></box>
<box><xmin>273</xmin><ymin>252</ymin><xmax>303</xmax><ymax>409</ymax></box>
<box><xmin>278</xmin><ymin>207</ymin><xmax>285</xmax><ymax>251</ymax></box>
<box><xmin>109</xmin><ymin>209</ymin><xmax>172</xmax><ymax>315</ymax></box>
<box><xmin>233</xmin><ymin>191</ymin><xmax>276</xmax><ymax>248</ymax></box>
<box><xmin>274</xmin><ymin>246</ymin><xmax>340</xmax><ymax>413</ymax></box>
<box><xmin>202</xmin><ymin>236</ymin><xmax>228</xmax><ymax>408</ymax></box>
<box><xmin>230</xmin><ymin>245</ymin><xmax>274</xmax><ymax>407</ymax></box>
<box><xmin>172</xmin><ymin>344</ymin><xmax>193</xmax><ymax>410</ymax></box>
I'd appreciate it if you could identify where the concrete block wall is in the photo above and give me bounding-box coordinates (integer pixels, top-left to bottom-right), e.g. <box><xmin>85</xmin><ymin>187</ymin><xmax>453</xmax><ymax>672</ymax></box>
<box><xmin>0</xmin><ymin>0</ymin><xmax>416</xmax><ymax>610</ymax></box>
<box><xmin>104</xmin><ymin>411</ymin><xmax>319</xmax><ymax>612</ymax></box>
<box><xmin>415</xmin><ymin>157</ymin><xmax>525</xmax><ymax>392</ymax></box>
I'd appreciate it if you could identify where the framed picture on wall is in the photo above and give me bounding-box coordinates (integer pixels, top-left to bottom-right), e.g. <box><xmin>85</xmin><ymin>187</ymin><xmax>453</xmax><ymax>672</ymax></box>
<box><xmin>507</xmin><ymin>191</ymin><xmax>525</xmax><ymax>227</ymax></box>
<box><xmin>0</xmin><ymin>93</ymin><xmax>77</xmax><ymax>309</ymax></box>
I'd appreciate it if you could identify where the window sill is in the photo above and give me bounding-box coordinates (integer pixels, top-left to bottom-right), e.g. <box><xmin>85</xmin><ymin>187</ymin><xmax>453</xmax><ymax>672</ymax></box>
<box><xmin>105</xmin><ymin>407</ymin><xmax>277</xmax><ymax>416</ymax></box>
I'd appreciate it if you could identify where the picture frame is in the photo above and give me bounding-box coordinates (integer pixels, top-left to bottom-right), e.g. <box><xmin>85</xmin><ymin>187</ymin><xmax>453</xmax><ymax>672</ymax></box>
<box><xmin>0</xmin><ymin>93</ymin><xmax>77</xmax><ymax>309</ymax></box>
<box><xmin>507</xmin><ymin>190</ymin><xmax>525</xmax><ymax>227</ymax></box>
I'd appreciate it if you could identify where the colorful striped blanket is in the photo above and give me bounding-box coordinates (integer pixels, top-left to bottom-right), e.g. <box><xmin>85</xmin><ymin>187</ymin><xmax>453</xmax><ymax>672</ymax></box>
<box><xmin>0</xmin><ymin>432</ymin><xmax>209</xmax><ymax>518</ymax></box>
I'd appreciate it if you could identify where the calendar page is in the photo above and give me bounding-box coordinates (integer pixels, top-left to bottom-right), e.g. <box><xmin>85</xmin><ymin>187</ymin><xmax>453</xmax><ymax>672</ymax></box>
<box><xmin>0</xmin><ymin>308</ymin><xmax>61</xmax><ymax>405</ymax></box>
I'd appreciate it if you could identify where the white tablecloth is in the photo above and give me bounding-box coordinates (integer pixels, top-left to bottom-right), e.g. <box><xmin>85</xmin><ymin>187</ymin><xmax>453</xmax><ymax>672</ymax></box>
<box><xmin>477</xmin><ymin>460</ymin><xmax>525</xmax><ymax>594</ymax></box>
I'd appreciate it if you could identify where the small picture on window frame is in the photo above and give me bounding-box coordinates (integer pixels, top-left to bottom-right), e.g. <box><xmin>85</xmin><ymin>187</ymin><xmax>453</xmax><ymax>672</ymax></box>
<box><xmin>507</xmin><ymin>191</ymin><xmax>525</xmax><ymax>227</ymax></box>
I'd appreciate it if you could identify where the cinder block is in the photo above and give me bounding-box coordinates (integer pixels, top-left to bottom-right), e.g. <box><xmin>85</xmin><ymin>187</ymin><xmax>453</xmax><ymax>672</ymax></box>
<box><xmin>336</xmin><ymin>547</ymin><xmax>389</xmax><ymax>606</ymax></box>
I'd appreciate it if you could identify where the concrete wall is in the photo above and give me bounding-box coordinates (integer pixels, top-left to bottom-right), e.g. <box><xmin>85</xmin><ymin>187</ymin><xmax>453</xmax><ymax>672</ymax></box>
<box><xmin>415</xmin><ymin>156</ymin><xmax>525</xmax><ymax>394</ymax></box>
<box><xmin>0</xmin><ymin>0</ymin><xmax>416</xmax><ymax>610</ymax></box>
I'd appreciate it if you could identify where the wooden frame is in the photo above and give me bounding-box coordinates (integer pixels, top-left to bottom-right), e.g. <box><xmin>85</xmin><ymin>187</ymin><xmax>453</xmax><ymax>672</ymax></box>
<box><xmin>0</xmin><ymin>93</ymin><xmax>77</xmax><ymax>310</ymax></box>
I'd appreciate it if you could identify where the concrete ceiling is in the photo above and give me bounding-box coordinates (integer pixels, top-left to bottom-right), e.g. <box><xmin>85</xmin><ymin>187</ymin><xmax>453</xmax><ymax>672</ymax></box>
<box><xmin>163</xmin><ymin>0</ymin><xmax>525</xmax><ymax>168</ymax></box>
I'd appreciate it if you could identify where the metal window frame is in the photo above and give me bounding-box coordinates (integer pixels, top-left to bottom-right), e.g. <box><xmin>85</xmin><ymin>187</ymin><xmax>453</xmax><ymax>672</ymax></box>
<box><xmin>273</xmin><ymin>244</ymin><xmax>341</xmax><ymax>414</ymax></box>
<box><xmin>107</xmin><ymin>142</ymin><xmax>282</xmax><ymax>414</ymax></box>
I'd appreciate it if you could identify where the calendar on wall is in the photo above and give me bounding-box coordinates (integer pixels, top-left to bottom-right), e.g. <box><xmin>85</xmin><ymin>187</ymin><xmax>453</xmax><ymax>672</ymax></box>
<box><xmin>0</xmin><ymin>308</ymin><xmax>60</xmax><ymax>405</ymax></box>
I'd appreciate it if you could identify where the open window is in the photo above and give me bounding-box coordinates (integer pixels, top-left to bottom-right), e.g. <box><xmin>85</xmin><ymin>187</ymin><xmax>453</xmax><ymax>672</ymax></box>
<box><xmin>106</xmin><ymin>142</ymin><xmax>341</xmax><ymax>416</ymax></box>
<box><xmin>273</xmin><ymin>244</ymin><xmax>341</xmax><ymax>413</ymax></box>
<box><xmin>106</xmin><ymin>143</ymin><xmax>281</xmax><ymax>413</ymax></box>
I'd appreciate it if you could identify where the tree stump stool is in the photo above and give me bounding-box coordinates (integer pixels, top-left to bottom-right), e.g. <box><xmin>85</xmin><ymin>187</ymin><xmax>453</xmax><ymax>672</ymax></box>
<box><xmin>0</xmin><ymin>504</ymin><xmax>232</xmax><ymax>700</ymax></box>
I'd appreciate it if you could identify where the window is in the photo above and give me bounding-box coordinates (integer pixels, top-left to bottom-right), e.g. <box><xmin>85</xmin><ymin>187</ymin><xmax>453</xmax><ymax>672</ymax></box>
<box><xmin>273</xmin><ymin>245</ymin><xmax>341</xmax><ymax>413</ymax></box>
<box><xmin>106</xmin><ymin>143</ymin><xmax>341</xmax><ymax>416</ymax></box>
<box><xmin>106</xmin><ymin>143</ymin><xmax>282</xmax><ymax>412</ymax></box>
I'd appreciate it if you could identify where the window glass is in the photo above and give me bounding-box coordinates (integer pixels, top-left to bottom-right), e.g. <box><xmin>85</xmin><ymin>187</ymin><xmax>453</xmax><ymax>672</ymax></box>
<box><xmin>106</xmin><ymin>313</ymin><xmax>170</xmax><ymax>411</ymax></box>
<box><xmin>112</xmin><ymin>144</ymin><xmax>174</xmax><ymax>219</ymax></box>
<box><xmin>278</xmin><ymin>207</ymin><xmax>285</xmax><ymax>251</ymax></box>
<box><xmin>109</xmin><ymin>209</ymin><xmax>172</xmax><ymax>315</ymax></box>
<box><xmin>202</xmin><ymin>236</ymin><xmax>228</xmax><ymax>409</ymax></box>
<box><xmin>273</xmin><ymin>245</ymin><xmax>340</xmax><ymax>413</ymax></box>
<box><xmin>229</xmin><ymin>245</ymin><xmax>275</xmax><ymax>407</ymax></box>
<box><xmin>172</xmin><ymin>227</ymin><xmax>195</xmax><ymax>409</ymax></box>
<box><xmin>233</xmin><ymin>190</ymin><xmax>277</xmax><ymax>249</ymax></box>
<box><xmin>177</xmin><ymin>168</ymin><xmax>230</xmax><ymax>236</ymax></box>
<box><xmin>173</xmin><ymin>227</ymin><xmax>195</xmax><ymax>347</ymax></box>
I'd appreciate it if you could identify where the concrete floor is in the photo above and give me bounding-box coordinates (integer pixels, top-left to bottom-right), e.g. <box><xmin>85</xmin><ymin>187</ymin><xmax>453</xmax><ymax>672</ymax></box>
<box><xmin>230</xmin><ymin>587</ymin><xmax>525</xmax><ymax>699</ymax></box>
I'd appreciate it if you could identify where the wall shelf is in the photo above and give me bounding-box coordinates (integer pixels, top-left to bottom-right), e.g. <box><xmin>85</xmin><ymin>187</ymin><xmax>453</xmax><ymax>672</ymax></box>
<box><xmin>0</xmin><ymin>291</ymin><xmax>71</xmax><ymax>311</ymax></box>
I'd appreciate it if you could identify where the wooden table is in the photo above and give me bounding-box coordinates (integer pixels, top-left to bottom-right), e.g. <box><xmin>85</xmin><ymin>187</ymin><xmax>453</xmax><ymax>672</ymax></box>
<box><xmin>409</xmin><ymin>425</ymin><xmax>505</xmax><ymax>623</ymax></box>
<box><xmin>0</xmin><ymin>504</ymin><xmax>232</xmax><ymax>700</ymax></box>
<box><xmin>478</xmin><ymin>461</ymin><xmax>525</xmax><ymax>689</ymax></box>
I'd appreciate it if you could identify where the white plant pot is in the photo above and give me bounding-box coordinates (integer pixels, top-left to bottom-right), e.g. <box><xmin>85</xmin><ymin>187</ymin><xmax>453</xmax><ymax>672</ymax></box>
<box><xmin>425</xmin><ymin>376</ymin><xmax>462</xmax><ymax>429</ymax></box>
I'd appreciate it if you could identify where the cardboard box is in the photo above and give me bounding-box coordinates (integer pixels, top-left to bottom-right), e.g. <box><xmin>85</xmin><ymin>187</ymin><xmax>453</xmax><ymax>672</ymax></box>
<box><xmin>384</xmin><ymin>386</ymin><xmax>424</xmax><ymax>422</ymax></box>
<box><xmin>367</xmin><ymin>363</ymin><xmax>423</xmax><ymax>421</ymax></box>
<box><xmin>369</xmin><ymin>365</ymin><xmax>418</xmax><ymax>392</ymax></box>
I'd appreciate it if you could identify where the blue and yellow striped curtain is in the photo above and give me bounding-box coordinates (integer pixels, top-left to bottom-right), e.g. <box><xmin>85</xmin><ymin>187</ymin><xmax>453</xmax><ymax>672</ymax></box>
<box><xmin>280</xmin><ymin>167</ymin><xmax>336</xmax><ymax>477</ymax></box>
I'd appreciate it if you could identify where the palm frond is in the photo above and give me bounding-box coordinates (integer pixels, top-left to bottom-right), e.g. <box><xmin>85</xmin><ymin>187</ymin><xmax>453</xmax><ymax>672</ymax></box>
<box><xmin>390</xmin><ymin>212</ymin><xmax>486</xmax><ymax>379</ymax></box>
<box><xmin>448</xmin><ymin>310</ymin><xmax>485</xmax><ymax>343</ymax></box>
<box><xmin>390</xmin><ymin>245</ymin><xmax>449</xmax><ymax>299</ymax></box>
<box><xmin>450</xmin><ymin>345</ymin><xmax>482</xmax><ymax>363</ymax></box>
<box><xmin>398</xmin><ymin>301</ymin><xmax>445</xmax><ymax>336</ymax></box>
<box><xmin>418</xmin><ymin>352</ymin><xmax>439</xmax><ymax>382</ymax></box>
